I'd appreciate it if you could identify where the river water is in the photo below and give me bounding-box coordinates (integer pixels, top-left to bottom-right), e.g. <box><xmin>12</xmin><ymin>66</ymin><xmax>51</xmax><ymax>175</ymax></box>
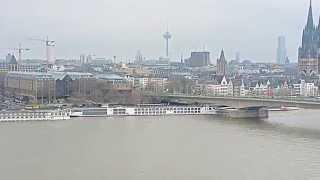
<box><xmin>0</xmin><ymin>109</ymin><xmax>320</xmax><ymax>180</ymax></box>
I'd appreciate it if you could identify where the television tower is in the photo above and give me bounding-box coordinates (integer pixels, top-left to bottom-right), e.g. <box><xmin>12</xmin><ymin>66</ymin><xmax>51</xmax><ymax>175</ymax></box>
<box><xmin>163</xmin><ymin>29</ymin><xmax>172</xmax><ymax>58</ymax></box>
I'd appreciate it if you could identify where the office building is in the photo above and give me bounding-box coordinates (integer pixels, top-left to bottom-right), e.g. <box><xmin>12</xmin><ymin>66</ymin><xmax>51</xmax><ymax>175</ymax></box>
<box><xmin>185</xmin><ymin>51</ymin><xmax>210</xmax><ymax>67</ymax></box>
<box><xmin>277</xmin><ymin>36</ymin><xmax>287</xmax><ymax>65</ymax></box>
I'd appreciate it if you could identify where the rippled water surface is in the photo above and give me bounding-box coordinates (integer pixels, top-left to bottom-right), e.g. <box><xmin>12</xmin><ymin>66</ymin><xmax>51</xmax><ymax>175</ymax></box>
<box><xmin>0</xmin><ymin>109</ymin><xmax>320</xmax><ymax>180</ymax></box>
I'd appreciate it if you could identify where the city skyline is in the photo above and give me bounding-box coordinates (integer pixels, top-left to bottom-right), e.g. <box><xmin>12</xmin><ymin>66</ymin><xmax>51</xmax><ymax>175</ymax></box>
<box><xmin>1</xmin><ymin>0</ymin><xmax>320</xmax><ymax>62</ymax></box>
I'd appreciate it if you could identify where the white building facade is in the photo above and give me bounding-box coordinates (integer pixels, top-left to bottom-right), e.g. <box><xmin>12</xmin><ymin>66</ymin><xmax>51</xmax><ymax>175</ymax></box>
<box><xmin>206</xmin><ymin>76</ymin><xmax>233</xmax><ymax>96</ymax></box>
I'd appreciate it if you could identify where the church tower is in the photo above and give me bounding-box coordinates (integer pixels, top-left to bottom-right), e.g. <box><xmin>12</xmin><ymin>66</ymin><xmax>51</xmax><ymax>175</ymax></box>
<box><xmin>298</xmin><ymin>0</ymin><xmax>320</xmax><ymax>77</ymax></box>
<box><xmin>217</xmin><ymin>49</ymin><xmax>227</xmax><ymax>76</ymax></box>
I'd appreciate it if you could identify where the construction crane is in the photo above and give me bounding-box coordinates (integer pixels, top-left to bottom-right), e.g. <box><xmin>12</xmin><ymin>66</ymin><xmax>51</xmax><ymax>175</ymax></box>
<box><xmin>0</xmin><ymin>44</ymin><xmax>30</xmax><ymax>63</ymax></box>
<box><xmin>14</xmin><ymin>44</ymin><xmax>30</xmax><ymax>62</ymax></box>
<box><xmin>29</xmin><ymin>36</ymin><xmax>55</xmax><ymax>67</ymax></box>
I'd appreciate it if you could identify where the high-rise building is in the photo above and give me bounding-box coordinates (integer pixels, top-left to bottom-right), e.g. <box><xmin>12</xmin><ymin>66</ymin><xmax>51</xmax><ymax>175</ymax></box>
<box><xmin>277</xmin><ymin>36</ymin><xmax>287</xmax><ymax>65</ymax></box>
<box><xmin>86</xmin><ymin>55</ymin><xmax>93</xmax><ymax>64</ymax></box>
<box><xmin>80</xmin><ymin>54</ymin><xmax>86</xmax><ymax>64</ymax></box>
<box><xmin>5</xmin><ymin>54</ymin><xmax>13</xmax><ymax>63</ymax></box>
<box><xmin>135</xmin><ymin>50</ymin><xmax>143</xmax><ymax>65</ymax></box>
<box><xmin>185</xmin><ymin>51</ymin><xmax>210</xmax><ymax>67</ymax></box>
<box><xmin>44</xmin><ymin>37</ymin><xmax>56</xmax><ymax>67</ymax></box>
<box><xmin>235</xmin><ymin>52</ymin><xmax>241</xmax><ymax>63</ymax></box>
<box><xmin>298</xmin><ymin>1</ymin><xmax>320</xmax><ymax>76</ymax></box>
<box><xmin>217</xmin><ymin>50</ymin><xmax>227</xmax><ymax>76</ymax></box>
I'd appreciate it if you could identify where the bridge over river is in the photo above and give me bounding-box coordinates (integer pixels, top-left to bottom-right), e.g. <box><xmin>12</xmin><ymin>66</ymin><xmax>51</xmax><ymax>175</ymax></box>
<box><xmin>149</xmin><ymin>94</ymin><xmax>320</xmax><ymax>109</ymax></box>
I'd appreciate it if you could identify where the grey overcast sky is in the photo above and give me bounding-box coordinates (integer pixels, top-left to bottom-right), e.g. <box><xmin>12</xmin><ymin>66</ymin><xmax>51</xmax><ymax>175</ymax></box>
<box><xmin>0</xmin><ymin>0</ymin><xmax>319</xmax><ymax>62</ymax></box>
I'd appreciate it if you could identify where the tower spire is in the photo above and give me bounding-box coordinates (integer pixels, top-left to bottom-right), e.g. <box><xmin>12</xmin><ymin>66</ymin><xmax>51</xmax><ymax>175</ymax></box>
<box><xmin>306</xmin><ymin>0</ymin><xmax>314</xmax><ymax>29</ymax></box>
<box><xmin>220</xmin><ymin>49</ymin><xmax>225</xmax><ymax>60</ymax></box>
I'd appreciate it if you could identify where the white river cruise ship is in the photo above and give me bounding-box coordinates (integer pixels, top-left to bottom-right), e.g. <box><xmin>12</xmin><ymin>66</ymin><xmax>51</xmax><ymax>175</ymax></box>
<box><xmin>0</xmin><ymin>109</ymin><xmax>71</xmax><ymax>122</ymax></box>
<box><xmin>71</xmin><ymin>104</ymin><xmax>216</xmax><ymax>117</ymax></box>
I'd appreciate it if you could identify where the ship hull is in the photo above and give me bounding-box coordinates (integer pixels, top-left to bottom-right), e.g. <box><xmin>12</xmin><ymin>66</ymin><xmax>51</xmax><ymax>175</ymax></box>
<box><xmin>71</xmin><ymin>105</ymin><xmax>216</xmax><ymax>117</ymax></box>
<box><xmin>0</xmin><ymin>109</ymin><xmax>71</xmax><ymax>122</ymax></box>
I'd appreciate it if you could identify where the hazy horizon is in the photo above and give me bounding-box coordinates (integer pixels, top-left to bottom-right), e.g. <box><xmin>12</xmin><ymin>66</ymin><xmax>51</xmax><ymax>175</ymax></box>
<box><xmin>1</xmin><ymin>0</ymin><xmax>320</xmax><ymax>63</ymax></box>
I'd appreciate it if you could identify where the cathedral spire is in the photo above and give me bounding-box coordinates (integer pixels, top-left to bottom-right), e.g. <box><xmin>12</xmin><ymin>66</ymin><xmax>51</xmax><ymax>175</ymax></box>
<box><xmin>219</xmin><ymin>49</ymin><xmax>225</xmax><ymax>61</ymax></box>
<box><xmin>306</xmin><ymin>0</ymin><xmax>314</xmax><ymax>29</ymax></box>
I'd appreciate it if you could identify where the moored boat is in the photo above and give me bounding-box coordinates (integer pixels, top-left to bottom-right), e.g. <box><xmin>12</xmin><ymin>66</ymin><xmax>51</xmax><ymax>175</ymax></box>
<box><xmin>0</xmin><ymin>109</ymin><xmax>71</xmax><ymax>122</ymax></box>
<box><xmin>268</xmin><ymin>106</ymin><xmax>301</xmax><ymax>112</ymax></box>
<box><xmin>216</xmin><ymin>106</ymin><xmax>269</xmax><ymax>119</ymax></box>
<box><xmin>71</xmin><ymin>104</ymin><xmax>217</xmax><ymax>117</ymax></box>
<box><xmin>71</xmin><ymin>107</ymin><xmax>109</xmax><ymax>117</ymax></box>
